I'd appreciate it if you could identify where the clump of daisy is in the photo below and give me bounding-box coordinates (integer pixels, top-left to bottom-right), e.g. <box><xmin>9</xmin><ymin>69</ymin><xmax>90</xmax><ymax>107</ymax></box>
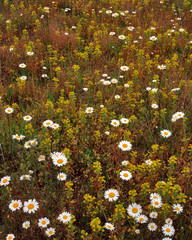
<box><xmin>120</xmin><ymin>66</ymin><xmax>129</xmax><ymax>71</ymax></box>
<box><xmin>0</xmin><ymin>176</ymin><xmax>11</xmax><ymax>186</ymax></box>
<box><xmin>111</xmin><ymin>119</ymin><xmax>120</xmax><ymax>127</ymax></box>
<box><xmin>162</xmin><ymin>224</ymin><xmax>175</xmax><ymax>237</ymax></box>
<box><xmin>23</xmin><ymin>115</ymin><xmax>32</xmax><ymax>121</ymax></box>
<box><xmin>38</xmin><ymin>155</ymin><xmax>45</xmax><ymax>162</ymax></box>
<box><xmin>149</xmin><ymin>211</ymin><xmax>158</xmax><ymax>218</ymax></box>
<box><xmin>172</xmin><ymin>203</ymin><xmax>183</xmax><ymax>214</ymax></box>
<box><xmin>57</xmin><ymin>172</ymin><xmax>67</xmax><ymax>181</ymax></box>
<box><xmin>22</xmin><ymin>221</ymin><xmax>30</xmax><ymax>229</ymax></box>
<box><xmin>38</xmin><ymin>217</ymin><xmax>50</xmax><ymax>228</ymax></box>
<box><xmin>6</xmin><ymin>234</ymin><xmax>15</xmax><ymax>240</ymax></box>
<box><xmin>136</xmin><ymin>214</ymin><xmax>148</xmax><ymax>224</ymax></box>
<box><xmin>157</xmin><ymin>64</ymin><xmax>166</xmax><ymax>70</ymax></box>
<box><xmin>45</xmin><ymin>227</ymin><xmax>55</xmax><ymax>237</ymax></box>
<box><xmin>120</xmin><ymin>118</ymin><xmax>129</xmax><ymax>124</ymax></box>
<box><xmin>150</xmin><ymin>36</ymin><xmax>158</xmax><ymax>41</ymax></box>
<box><xmin>148</xmin><ymin>222</ymin><xmax>157</xmax><ymax>231</ymax></box>
<box><xmin>171</xmin><ymin>112</ymin><xmax>184</xmax><ymax>122</ymax></box>
<box><xmin>43</xmin><ymin>120</ymin><xmax>53</xmax><ymax>128</ymax></box>
<box><xmin>104</xmin><ymin>189</ymin><xmax>119</xmax><ymax>202</ymax></box>
<box><xmin>50</xmin><ymin>152</ymin><xmax>68</xmax><ymax>166</ymax></box>
<box><xmin>5</xmin><ymin>107</ymin><xmax>14</xmax><ymax>114</ymax></box>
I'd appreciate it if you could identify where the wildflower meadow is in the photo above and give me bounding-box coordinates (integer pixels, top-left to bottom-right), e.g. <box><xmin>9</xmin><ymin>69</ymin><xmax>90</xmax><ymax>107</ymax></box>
<box><xmin>0</xmin><ymin>0</ymin><xmax>192</xmax><ymax>239</ymax></box>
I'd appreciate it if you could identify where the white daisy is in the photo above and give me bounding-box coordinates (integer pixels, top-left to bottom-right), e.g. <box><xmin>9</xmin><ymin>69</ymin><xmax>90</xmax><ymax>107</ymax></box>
<box><xmin>114</xmin><ymin>95</ymin><xmax>120</xmax><ymax>99</ymax></box>
<box><xmin>24</xmin><ymin>140</ymin><xmax>31</xmax><ymax>148</ymax></box>
<box><xmin>23</xmin><ymin>115</ymin><xmax>32</xmax><ymax>121</ymax></box>
<box><xmin>120</xmin><ymin>171</ymin><xmax>132</xmax><ymax>181</ymax></box>
<box><xmin>124</xmin><ymin>83</ymin><xmax>129</xmax><ymax>88</ymax></box>
<box><xmin>50</xmin><ymin>123</ymin><xmax>59</xmax><ymax>129</ymax></box>
<box><xmin>127</xmin><ymin>26</ymin><xmax>134</xmax><ymax>31</ymax></box>
<box><xmin>104</xmin><ymin>222</ymin><xmax>115</xmax><ymax>231</ymax></box>
<box><xmin>6</xmin><ymin>234</ymin><xmax>15</xmax><ymax>240</ymax></box>
<box><xmin>12</xmin><ymin>134</ymin><xmax>25</xmax><ymax>141</ymax></box>
<box><xmin>22</xmin><ymin>221</ymin><xmax>30</xmax><ymax>229</ymax></box>
<box><xmin>19</xmin><ymin>63</ymin><xmax>27</xmax><ymax>68</ymax></box>
<box><xmin>57</xmin><ymin>212</ymin><xmax>72</xmax><ymax>223</ymax></box>
<box><xmin>118</xmin><ymin>35</ymin><xmax>126</xmax><ymax>40</ymax></box>
<box><xmin>23</xmin><ymin>199</ymin><xmax>39</xmax><ymax>213</ymax></box>
<box><xmin>9</xmin><ymin>200</ymin><xmax>22</xmax><ymax>211</ymax></box>
<box><xmin>118</xmin><ymin>140</ymin><xmax>132</xmax><ymax>151</ymax></box>
<box><xmin>45</xmin><ymin>227</ymin><xmax>55</xmax><ymax>237</ymax></box>
<box><xmin>57</xmin><ymin>172</ymin><xmax>67</xmax><ymax>181</ymax></box>
<box><xmin>43</xmin><ymin>120</ymin><xmax>53</xmax><ymax>127</ymax></box>
<box><xmin>136</xmin><ymin>214</ymin><xmax>148</xmax><ymax>223</ymax></box>
<box><xmin>151</xmin><ymin>199</ymin><xmax>162</xmax><ymax>208</ymax></box>
<box><xmin>105</xmin><ymin>131</ymin><xmax>110</xmax><ymax>135</ymax></box>
<box><xmin>151</xmin><ymin>104</ymin><xmax>158</xmax><ymax>109</ymax></box>
<box><xmin>27</xmin><ymin>52</ymin><xmax>34</xmax><ymax>56</ymax></box>
<box><xmin>122</xmin><ymin>160</ymin><xmax>128</xmax><ymax>166</ymax></box>
<box><xmin>148</xmin><ymin>222</ymin><xmax>157</xmax><ymax>231</ymax></box>
<box><xmin>162</xmin><ymin>238</ymin><xmax>172</xmax><ymax>240</ymax></box>
<box><xmin>104</xmin><ymin>189</ymin><xmax>119</xmax><ymax>202</ymax></box>
<box><xmin>85</xmin><ymin>107</ymin><xmax>94</xmax><ymax>114</ymax></box>
<box><xmin>111</xmin><ymin>119</ymin><xmax>120</xmax><ymax>127</ymax></box>
<box><xmin>165</xmin><ymin>218</ymin><xmax>173</xmax><ymax>225</ymax></box>
<box><xmin>120</xmin><ymin>118</ymin><xmax>129</xmax><ymax>124</ymax></box>
<box><xmin>150</xmin><ymin>36</ymin><xmax>158</xmax><ymax>41</ymax></box>
<box><xmin>120</xmin><ymin>66</ymin><xmax>129</xmax><ymax>71</ymax></box>
<box><xmin>135</xmin><ymin>229</ymin><xmax>140</xmax><ymax>234</ymax></box>
<box><xmin>38</xmin><ymin>217</ymin><xmax>50</xmax><ymax>228</ymax></box>
<box><xmin>162</xmin><ymin>224</ymin><xmax>175</xmax><ymax>236</ymax></box>
<box><xmin>157</xmin><ymin>64</ymin><xmax>166</xmax><ymax>70</ymax></box>
<box><xmin>111</xmin><ymin>79</ymin><xmax>118</xmax><ymax>84</ymax></box>
<box><xmin>103</xmin><ymin>80</ymin><xmax>111</xmax><ymax>85</ymax></box>
<box><xmin>127</xmin><ymin>203</ymin><xmax>142</xmax><ymax>217</ymax></box>
<box><xmin>5</xmin><ymin>107</ymin><xmax>14</xmax><ymax>114</ymax></box>
<box><xmin>109</xmin><ymin>32</ymin><xmax>116</xmax><ymax>35</ymax></box>
<box><xmin>50</xmin><ymin>152</ymin><xmax>68</xmax><ymax>166</ymax></box>
<box><xmin>160</xmin><ymin>130</ymin><xmax>172</xmax><ymax>138</ymax></box>
<box><xmin>172</xmin><ymin>204</ymin><xmax>183</xmax><ymax>214</ymax></box>
<box><xmin>38</xmin><ymin>155</ymin><xmax>45</xmax><ymax>162</ymax></box>
<box><xmin>20</xmin><ymin>76</ymin><xmax>27</xmax><ymax>81</ymax></box>
<box><xmin>146</xmin><ymin>87</ymin><xmax>151</xmax><ymax>91</ymax></box>
<box><xmin>0</xmin><ymin>176</ymin><xmax>11</xmax><ymax>186</ymax></box>
<box><xmin>149</xmin><ymin>211</ymin><xmax>158</xmax><ymax>218</ymax></box>
<box><xmin>145</xmin><ymin>159</ymin><xmax>153</xmax><ymax>165</ymax></box>
<box><xmin>150</xmin><ymin>193</ymin><xmax>161</xmax><ymax>201</ymax></box>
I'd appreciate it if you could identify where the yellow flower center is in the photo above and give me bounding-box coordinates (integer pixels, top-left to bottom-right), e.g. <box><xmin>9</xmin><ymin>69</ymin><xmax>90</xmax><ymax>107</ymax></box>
<box><xmin>28</xmin><ymin>204</ymin><xmax>34</xmax><ymax>209</ymax></box>
<box><xmin>57</xmin><ymin>159</ymin><xmax>63</xmax><ymax>164</ymax></box>
<box><xmin>46</xmin><ymin>122</ymin><xmax>51</xmax><ymax>125</ymax></box>
<box><xmin>63</xmin><ymin>215</ymin><xmax>68</xmax><ymax>220</ymax></box>
<box><xmin>140</xmin><ymin>218</ymin><xmax>144</xmax><ymax>221</ymax></box>
<box><xmin>107</xmin><ymin>225</ymin><xmax>111</xmax><ymax>228</ymax></box>
<box><xmin>108</xmin><ymin>192</ymin><xmax>115</xmax><ymax>198</ymax></box>
<box><xmin>122</xmin><ymin>144</ymin><xmax>128</xmax><ymax>148</ymax></box>
<box><xmin>123</xmin><ymin>173</ymin><xmax>128</xmax><ymax>177</ymax></box>
<box><xmin>49</xmin><ymin>231</ymin><xmax>53</xmax><ymax>235</ymax></box>
<box><xmin>8</xmin><ymin>109</ymin><xmax>11</xmax><ymax>112</ymax></box>
<box><xmin>26</xmin><ymin>116</ymin><xmax>30</xmax><ymax>119</ymax></box>
<box><xmin>132</xmin><ymin>208</ymin><xmax>138</xmax><ymax>213</ymax></box>
<box><xmin>164</xmin><ymin>132</ymin><xmax>168</xmax><ymax>135</ymax></box>
<box><xmin>8</xmin><ymin>237</ymin><xmax>13</xmax><ymax>240</ymax></box>
<box><xmin>88</xmin><ymin>109</ymin><xmax>92</xmax><ymax>112</ymax></box>
<box><xmin>166</xmin><ymin>228</ymin><xmax>171</xmax><ymax>233</ymax></box>
<box><xmin>3</xmin><ymin>179</ymin><xmax>8</xmax><ymax>183</ymax></box>
<box><xmin>154</xmin><ymin>201</ymin><xmax>159</xmax><ymax>205</ymax></box>
<box><xmin>151</xmin><ymin>225</ymin><xmax>154</xmax><ymax>229</ymax></box>
<box><xmin>42</xmin><ymin>221</ymin><xmax>46</xmax><ymax>225</ymax></box>
<box><xmin>175</xmin><ymin>207</ymin><xmax>180</xmax><ymax>211</ymax></box>
<box><xmin>13</xmin><ymin>203</ymin><xmax>19</xmax><ymax>208</ymax></box>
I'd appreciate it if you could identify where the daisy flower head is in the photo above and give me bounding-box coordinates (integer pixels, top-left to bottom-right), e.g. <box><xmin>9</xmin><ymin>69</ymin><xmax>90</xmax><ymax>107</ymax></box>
<box><xmin>150</xmin><ymin>193</ymin><xmax>161</xmax><ymax>201</ymax></box>
<box><xmin>120</xmin><ymin>171</ymin><xmax>132</xmax><ymax>181</ymax></box>
<box><xmin>23</xmin><ymin>115</ymin><xmax>32</xmax><ymax>121</ymax></box>
<box><xmin>9</xmin><ymin>200</ymin><xmax>22</xmax><ymax>211</ymax></box>
<box><xmin>124</xmin><ymin>83</ymin><xmax>129</xmax><ymax>88</ymax></box>
<box><xmin>160</xmin><ymin>129</ymin><xmax>172</xmax><ymax>138</ymax></box>
<box><xmin>45</xmin><ymin>227</ymin><xmax>55</xmax><ymax>237</ymax></box>
<box><xmin>120</xmin><ymin>118</ymin><xmax>129</xmax><ymax>124</ymax></box>
<box><xmin>165</xmin><ymin>218</ymin><xmax>173</xmax><ymax>225</ymax></box>
<box><xmin>127</xmin><ymin>26</ymin><xmax>134</xmax><ymax>31</ymax></box>
<box><xmin>30</xmin><ymin>139</ymin><xmax>38</xmax><ymax>147</ymax></box>
<box><xmin>176</xmin><ymin>112</ymin><xmax>184</xmax><ymax>119</ymax></box>
<box><xmin>122</xmin><ymin>160</ymin><xmax>128</xmax><ymax>166</ymax></box>
<box><xmin>118</xmin><ymin>35</ymin><xmax>126</xmax><ymax>40</ymax></box>
<box><xmin>109</xmin><ymin>32</ymin><xmax>116</xmax><ymax>35</ymax></box>
<box><xmin>145</xmin><ymin>159</ymin><xmax>153</xmax><ymax>165</ymax></box>
<box><xmin>136</xmin><ymin>214</ymin><xmax>148</xmax><ymax>223</ymax></box>
<box><xmin>127</xmin><ymin>203</ymin><xmax>142</xmax><ymax>217</ymax></box>
<box><xmin>162</xmin><ymin>224</ymin><xmax>175</xmax><ymax>236</ymax></box>
<box><xmin>50</xmin><ymin>123</ymin><xmax>59</xmax><ymax>129</ymax></box>
<box><xmin>120</xmin><ymin>66</ymin><xmax>129</xmax><ymax>71</ymax></box>
<box><xmin>0</xmin><ymin>176</ymin><xmax>11</xmax><ymax>186</ymax></box>
<box><xmin>104</xmin><ymin>222</ymin><xmax>115</xmax><ymax>231</ymax></box>
<box><xmin>38</xmin><ymin>217</ymin><xmax>50</xmax><ymax>228</ymax></box>
<box><xmin>102</xmin><ymin>73</ymin><xmax>108</xmax><ymax>77</ymax></box>
<box><xmin>12</xmin><ymin>134</ymin><xmax>25</xmax><ymax>141</ymax></box>
<box><xmin>104</xmin><ymin>189</ymin><xmax>119</xmax><ymax>202</ymax></box>
<box><xmin>135</xmin><ymin>229</ymin><xmax>140</xmax><ymax>234</ymax></box>
<box><xmin>111</xmin><ymin>119</ymin><xmax>120</xmax><ymax>127</ymax></box>
<box><xmin>27</xmin><ymin>51</ymin><xmax>34</xmax><ymax>56</ymax></box>
<box><xmin>24</xmin><ymin>140</ymin><xmax>31</xmax><ymax>148</ymax></box>
<box><xmin>172</xmin><ymin>204</ymin><xmax>183</xmax><ymax>214</ymax></box>
<box><xmin>106</xmin><ymin>10</ymin><xmax>112</xmax><ymax>14</ymax></box>
<box><xmin>22</xmin><ymin>221</ymin><xmax>30</xmax><ymax>229</ymax></box>
<box><xmin>103</xmin><ymin>80</ymin><xmax>111</xmax><ymax>85</ymax></box>
<box><xmin>151</xmin><ymin>198</ymin><xmax>162</xmax><ymax>208</ymax></box>
<box><xmin>6</xmin><ymin>234</ymin><xmax>15</xmax><ymax>240</ymax></box>
<box><xmin>20</xmin><ymin>76</ymin><xmax>27</xmax><ymax>81</ymax></box>
<box><xmin>112</xmin><ymin>13</ymin><xmax>119</xmax><ymax>17</ymax></box>
<box><xmin>5</xmin><ymin>107</ymin><xmax>14</xmax><ymax>114</ymax></box>
<box><xmin>111</xmin><ymin>78</ymin><xmax>118</xmax><ymax>84</ymax></box>
<box><xmin>50</xmin><ymin>152</ymin><xmax>68</xmax><ymax>166</ymax></box>
<box><xmin>43</xmin><ymin>120</ymin><xmax>53</xmax><ymax>127</ymax></box>
<box><xmin>57</xmin><ymin>212</ymin><xmax>72</xmax><ymax>223</ymax></box>
<box><xmin>23</xmin><ymin>199</ymin><xmax>39</xmax><ymax>214</ymax></box>
<box><xmin>57</xmin><ymin>172</ymin><xmax>67</xmax><ymax>181</ymax></box>
<box><xmin>38</xmin><ymin>155</ymin><xmax>45</xmax><ymax>162</ymax></box>
<box><xmin>118</xmin><ymin>140</ymin><xmax>132</xmax><ymax>151</ymax></box>
<box><xmin>146</xmin><ymin>87</ymin><xmax>151</xmax><ymax>91</ymax></box>
<box><xmin>162</xmin><ymin>238</ymin><xmax>172</xmax><ymax>240</ymax></box>
<box><xmin>83</xmin><ymin>87</ymin><xmax>88</xmax><ymax>91</ymax></box>
<box><xmin>19</xmin><ymin>63</ymin><xmax>27</xmax><ymax>68</ymax></box>
<box><xmin>151</xmin><ymin>88</ymin><xmax>158</xmax><ymax>93</ymax></box>
<box><xmin>151</xmin><ymin>104</ymin><xmax>158</xmax><ymax>109</ymax></box>
<box><xmin>42</xmin><ymin>74</ymin><xmax>48</xmax><ymax>78</ymax></box>
<box><xmin>105</xmin><ymin>131</ymin><xmax>110</xmax><ymax>135</ymax></box>
<box><xmin>149</xmin><ymin>211</ymin><xmax>158</xmax><ymax>218</ymax></box>
<box><xmin>114</xmin><ymin>95</ymin><xmax>120</xmax><ymax>99</ymax></box>
<box><xmin>148</xmin><ymin>222</ymin><xmax>157</xmax><ymax>231</ymax></box>
<box><xmin>85</xmin><ymin>107</ymin><xmax>94</xmax><ymax>114</ymax></box>
<box><xmin>150</xmin><ymin>36</ymin><xmax>158</xmax><ymax>41</ymax></box>
<box><xmin>157</xmin><ymin>64</ymin><xmax>166</xmax><ymax>70</ymax></box>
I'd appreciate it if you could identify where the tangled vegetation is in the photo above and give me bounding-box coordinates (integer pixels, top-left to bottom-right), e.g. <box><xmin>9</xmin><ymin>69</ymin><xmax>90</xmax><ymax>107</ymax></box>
<box><xmin>0</xmin><ymin>0</ymin><xmax>192</xmax><ymax>239</ymax></box>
